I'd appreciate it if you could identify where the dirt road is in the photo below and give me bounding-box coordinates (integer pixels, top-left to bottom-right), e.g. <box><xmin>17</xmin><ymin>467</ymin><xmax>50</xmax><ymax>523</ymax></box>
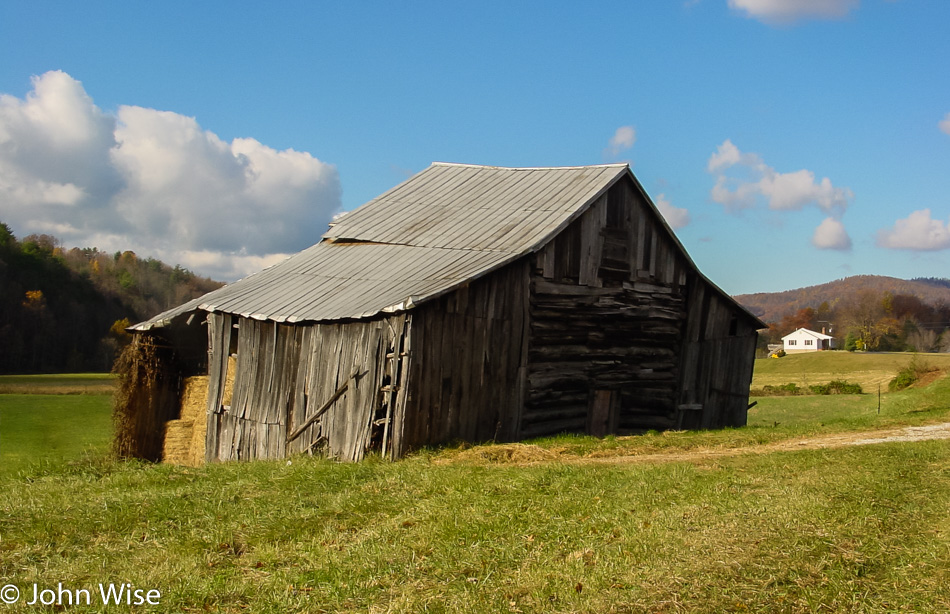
<box><xmin>448</xmin><ymin>422</ymin><xmax>950</xmax><ymax>466</ymax></box>
<box><xmin>587</xmin><ymin>422</ymin><xmax>950</xmax><ymax>466</ymax></box>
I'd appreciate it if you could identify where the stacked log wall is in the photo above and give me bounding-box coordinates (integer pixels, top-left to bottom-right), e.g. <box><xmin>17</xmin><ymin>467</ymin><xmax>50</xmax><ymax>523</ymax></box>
<box><xmin>523</xmin><ymin>175</ymin><xmax>758</xmax><ymax>438</ymax></box>
<box><xmin>523</xmin><ymin>178</ymin><xmax>690</xmax><ymax>437</ymax></box>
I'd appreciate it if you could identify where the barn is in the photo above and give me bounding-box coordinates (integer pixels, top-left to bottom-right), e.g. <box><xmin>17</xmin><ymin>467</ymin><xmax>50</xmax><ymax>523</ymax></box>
<box><xmin>117</xmin><ymin>162</ymin><xmax>765</xmax><ymax>464</ymax></box>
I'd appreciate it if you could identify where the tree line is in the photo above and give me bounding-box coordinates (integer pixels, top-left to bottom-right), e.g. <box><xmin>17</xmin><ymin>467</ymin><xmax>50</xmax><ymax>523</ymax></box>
<box><xmin>761</xmin><ymin>288</ymin><xmax>950</xmax><ymax>354</ymax></box>
<box><xmin>0</xmin><ymin>223</ymin><xmax>222</xmax><ymax>373</ymax></box>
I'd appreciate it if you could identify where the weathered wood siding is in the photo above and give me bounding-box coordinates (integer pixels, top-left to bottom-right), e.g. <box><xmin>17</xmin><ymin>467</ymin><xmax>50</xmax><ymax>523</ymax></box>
<box><xmin>396</xmin><ymin>259</ymin><xmax>529</xmax><ymax>455</ymax></box>
<box><xmin>204</xmin><ymin>312</ymin><xmax>410</xmax><ymax>462</ymax></box>
<box><xmin>677</xmin><ymin>277</ymin><xmax>758</xmax><ymax>429</ymax></box>
<box><xmin>522</xmin><ymin>175</ymin><xmax>757</xmax><ymax>438</ymax></box>
<box><xmin>192</xmin><ymin>174</ymin><xmax>757</xmax><ymax>460</ymax></box>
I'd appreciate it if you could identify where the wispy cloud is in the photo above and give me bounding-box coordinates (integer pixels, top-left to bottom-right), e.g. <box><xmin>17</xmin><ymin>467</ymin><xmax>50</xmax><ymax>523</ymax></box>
<box><xmin>877</xmin><ymin>209</ymin><xmax>950</xmax><ymax>251</ymax></box>
<box><xmin>605</xmin><ymin>125</ymin><xmax>636</xmax><ymax>157</ymax></box>
<box><xmin>707</xmin><ymin>139</ymin><xmax>853</xmax><ymax>248</ymax></box>
<box><xmin>0</xmin><ymin>71</ymin><xmax>341</xmax><ymax>280</ymax></box>
<box><xmin>728</xmin><ymin>0</ymin><xmax>859</xmax><ymax>25</ymax></box>
<box><xmin>654</xmin><ymin>193</ymin><xmax>691</xmax><ymax>229</ymax></box>
<box><xmin>940</xmin><ymin>112</ymin><xmax>950</xmax><ymax>136</ymax></box>
<box><xmin>707</xmin><ymin>139</ymin><xmax>852</xmax><ymax>215</ymax></box>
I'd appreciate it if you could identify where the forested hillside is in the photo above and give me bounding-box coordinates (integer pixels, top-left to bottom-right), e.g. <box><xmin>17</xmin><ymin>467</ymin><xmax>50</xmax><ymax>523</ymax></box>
<box><xmin>736</xmin><ymin>275</ymin><xmax>950</xmax><ymax>354</ymax></box>
<box><xmin>0</xmin><ymin>223</ymin><xmax>222</xmax><ymax>373</ymax></box>
<box><xmin>736</xmin><ymin>275</ymin><xmax>950</xmax><ymax>324</ymax></box>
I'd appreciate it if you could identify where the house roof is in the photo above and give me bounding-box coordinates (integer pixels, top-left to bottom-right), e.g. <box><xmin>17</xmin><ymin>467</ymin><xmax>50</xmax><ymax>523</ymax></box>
<box><xmin>782</xmin><ymin>327</ymin><xmax>833</xmax><ymax>341</ymax></box>
<box><xmin>132</xmin><ymin>162</ymin><xmax>763</xmax><ymax>331</ymax></box>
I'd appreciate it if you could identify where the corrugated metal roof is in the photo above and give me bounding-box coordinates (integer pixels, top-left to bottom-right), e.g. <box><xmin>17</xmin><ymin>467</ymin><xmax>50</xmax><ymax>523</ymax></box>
<box><xmin>132</xmin><ymin>163</ymin><xmax>629</xmax><ymax>330</ymax></box>
<box><xmin>323</xmin><ymin>163</ymin><xmax>626</xmax><ymax>250</ymax></box>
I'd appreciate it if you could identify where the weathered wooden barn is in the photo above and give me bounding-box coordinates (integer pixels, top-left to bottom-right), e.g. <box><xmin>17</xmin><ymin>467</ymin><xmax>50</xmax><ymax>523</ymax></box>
<box><xmin>121</xmin><ymin>163</ymin><xmax>764</xmax><ymax>464</ymax></box>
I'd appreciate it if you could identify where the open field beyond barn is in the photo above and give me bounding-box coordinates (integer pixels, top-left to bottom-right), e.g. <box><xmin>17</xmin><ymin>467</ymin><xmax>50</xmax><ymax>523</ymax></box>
<box><xmin>0</xmin><ymin>377</ymin><xmax>113</xmax><ymax>476</ymax></box>
<box><xmin>1</xmin><ymin>358</ymin><xmax>949</xmax><ymax>612</ymax></box>
<box><xmin>0</xmin><ymin>372</ymin><xmax>117</xmax><ymax>395</ymax></box>
<box><xmin>751</xmin><ymin>351</ymin><xmax>950</xmax><ymax>391</ymax></box>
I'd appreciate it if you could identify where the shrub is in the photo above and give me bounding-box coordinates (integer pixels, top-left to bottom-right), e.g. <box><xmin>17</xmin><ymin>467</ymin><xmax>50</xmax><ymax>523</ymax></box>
<box><xmin>889</xmin><ymin>368</ymin><xmax>917</xmax><ymax>392</ymax></box>
<box><xmin>751</xmin><ymin>380</ymin><xmax>862</xmax><ymax>397</ymax></box>
<box><xmin>750</xmin><ymin>383</ymin><xmax>802</xmax><ymax>397</ymax></box>
<box><xmin>809</xmin><ymin>380</ymin><xmax>863</xmax><ymax>395</ymax></box>
<box><xmin>888</xmin><ymin>357</ymin><xmax>937</xmax><ymax>392</ymax></box>
<box><xmin>844</xmin><ymin>333</ymin><xmax>858</xmax><ymax>352</ymax></box>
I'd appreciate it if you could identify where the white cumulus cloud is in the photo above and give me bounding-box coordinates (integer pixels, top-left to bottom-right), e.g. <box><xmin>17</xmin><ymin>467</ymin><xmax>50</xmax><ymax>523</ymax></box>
<box><xmin>0</xmin><ymin>71</ymin><xmax>341</xmax><ymax>281</ymax></box>
<box><xmin>729</xmin><ymin>0</ymin><xmax>860</xmax><ymax>24</ymax></box>
<box><xmin>605</xmin><ymin>125</ymin><xmax>636</xmax><ymax>157</ymax></box>
<box><xmin>940</xmin><ymin>112</ymin><xmax>950</xmax><ymax>136</ymax></box>
<box><xmin>654</xmin><ymin>194</ymin><xmax>691</xmax><ymax>229</ymax></box>
<box><xmin>706</xmin><ymin>139</ymin><xmax>852</xmax><ymax>217</ymax></box>
<box><xmin>876</xmin><ymin>209</ymin><xmax>950</xmax><ymax>251</ymax></box>
<box><xmin>811</xmin><ymin>217</ymin><xmax>852</xmax><ymax>250</ymax></box>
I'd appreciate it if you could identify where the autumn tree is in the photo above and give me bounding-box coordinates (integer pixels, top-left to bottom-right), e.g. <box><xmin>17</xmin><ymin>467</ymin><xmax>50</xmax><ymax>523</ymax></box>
<box><xmin>836</xmin><ymin>289</ymin><xmax>897</xmax><ymax>351</ymax></box>
<box><xmin>0</xmin><ymin>221</ymin><xmax>223</xmax><ymax>373</ymax></box>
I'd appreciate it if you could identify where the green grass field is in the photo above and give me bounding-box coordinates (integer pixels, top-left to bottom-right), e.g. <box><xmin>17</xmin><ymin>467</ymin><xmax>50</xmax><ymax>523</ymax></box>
<box><xmin>1</xmin><ymin>358</ymin><xmax>948</xmax><ymax>612</ymax></box>
<box><xmin>0</xmin><ymin>393</ymin><xmax>113</xmax><ymax>477</ymax></box>
<box><xmin>751</xmin><ymin>351</ymin><xmax>950</xmax><ymax>391</ymax></box>
<box><xmin>0</xmin><ymin>372</ymin><xmax>116</xmax><ymax>395</ymax></box>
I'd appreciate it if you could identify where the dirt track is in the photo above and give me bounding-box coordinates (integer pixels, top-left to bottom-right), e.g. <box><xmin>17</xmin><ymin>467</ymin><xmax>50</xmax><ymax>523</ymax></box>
<box><xmin>585</xmin><ymin>422</ymin><xmax>950</xmax><ymax>466</ymax></box>
<box><xmin>448</xmin><ymin>422</ymin><xmax>950</xmax><ymax>466</ymax></box>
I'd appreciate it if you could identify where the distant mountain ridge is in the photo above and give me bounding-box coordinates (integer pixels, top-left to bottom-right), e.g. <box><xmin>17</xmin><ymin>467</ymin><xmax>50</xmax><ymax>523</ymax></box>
<box><xmin>735</xmin><ymin>275</ymin><xmax>950</xmax><ymax>325</ymax></box>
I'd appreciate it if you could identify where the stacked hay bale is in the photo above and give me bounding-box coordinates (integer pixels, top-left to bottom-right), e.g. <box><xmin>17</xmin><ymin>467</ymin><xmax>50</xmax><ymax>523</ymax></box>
<box><xmin>161</xmin><ymin>375</ymin><xmax>209</xmax><ymax>466</ymax></box>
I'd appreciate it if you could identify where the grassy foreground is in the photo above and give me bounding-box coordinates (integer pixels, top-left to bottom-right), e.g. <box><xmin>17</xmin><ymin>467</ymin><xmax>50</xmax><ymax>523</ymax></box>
<box><xmin>1</xmin><ymin>363</ymin><xmax>949</xmax><ymax>612</ymax></box>
<box><xmin>2</xmin><ymin>440</ymin><xmax>949</xmax><ymax>613</ymax></box>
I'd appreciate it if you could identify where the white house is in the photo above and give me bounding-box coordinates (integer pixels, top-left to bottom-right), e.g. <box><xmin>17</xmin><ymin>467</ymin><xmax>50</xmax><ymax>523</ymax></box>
<box><xmin>782</xmin><ymin>328</ymin><xmax>834</xmax><ymax>353</ymax></box>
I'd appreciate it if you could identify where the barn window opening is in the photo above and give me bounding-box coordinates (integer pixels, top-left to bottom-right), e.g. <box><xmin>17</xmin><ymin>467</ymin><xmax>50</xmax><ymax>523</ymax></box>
<box><xmin>605</xmin><ymin>194</ymin><xmax>624</xmax><ymax>230</ymax></box>
<box><xmin>728</xmin><ymin>313</ymin><xmax>738</xmax><ymax>336</ymax></box>
<box><xmin>221</xmin><ymin>322</ymin><xmax>239</xmax><ymax>410</ymax></box>
<box><xmin>228</xmin><ymin>323</ymin><xmax>239</xmax><ymax>355</ymax></box>
<box><xmin>600</xmin><ymin>194</ymin><xmax>631</xmax><ymax>285</ymax></box>
<box><xmin>641</xmin><ymin>230</ymin><xmax>653</xmax><ymax>275</ymax></box>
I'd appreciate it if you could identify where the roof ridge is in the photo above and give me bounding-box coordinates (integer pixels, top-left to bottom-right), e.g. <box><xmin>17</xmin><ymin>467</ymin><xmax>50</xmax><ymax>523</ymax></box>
<box><xmin>430</xmin><ymin>161</ymin><xmax>630</xmax><ymax>171</ymax></box>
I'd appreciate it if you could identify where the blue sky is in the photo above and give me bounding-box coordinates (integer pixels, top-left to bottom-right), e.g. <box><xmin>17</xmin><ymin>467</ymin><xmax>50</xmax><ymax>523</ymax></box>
<box><xmin>1</xmin><ymin>0</ymin><xmax>948</xmax><ymax>294</ymax></box>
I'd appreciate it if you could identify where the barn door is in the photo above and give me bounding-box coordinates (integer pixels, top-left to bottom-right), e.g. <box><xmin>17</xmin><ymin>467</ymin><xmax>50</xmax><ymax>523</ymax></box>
<box><xmin>586</xmin><ymin>389</ymin><xmax>618</xmax><ymax>437</ymax></box>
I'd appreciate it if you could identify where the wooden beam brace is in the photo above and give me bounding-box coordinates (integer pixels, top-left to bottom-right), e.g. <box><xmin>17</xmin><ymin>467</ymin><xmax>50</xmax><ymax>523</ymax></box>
<box><xmin>286</xmin><ymin>367</ymin><xmax>360</xmax><ymax>444</ymax></box>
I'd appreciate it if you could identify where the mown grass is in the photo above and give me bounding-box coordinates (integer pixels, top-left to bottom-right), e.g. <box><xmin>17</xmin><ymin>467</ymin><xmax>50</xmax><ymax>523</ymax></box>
<box><xmin>1</xmin><ymin>440</ymin><xmax>948</xmax><ymax>612</ymax></box>
<box><xmin>0</xmin><ymin>372</ymin><xmax>116</xmax><ymax>395</ymax></box>
<box><xmin>751</xmin><ymin>351</ymin><xmax>950</xmax><ymax>391</ymax></box>
<box><xmin>1</xmin><ymin>365</ymin><xmax>949</xmax><ymax>612</ymax></box>
<box><xmin>0</xmin><ymin>393</ymin><xmax>113</xmax><ymax>477</ymax></box>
